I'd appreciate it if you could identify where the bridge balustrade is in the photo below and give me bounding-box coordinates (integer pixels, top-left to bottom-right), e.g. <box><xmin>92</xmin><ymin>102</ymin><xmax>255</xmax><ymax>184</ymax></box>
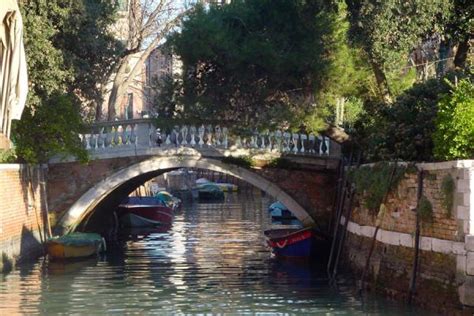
<box><xmin>80</xmin><ymin>119</ymin><xmax>336</xmax><ymax>157</ymax></box>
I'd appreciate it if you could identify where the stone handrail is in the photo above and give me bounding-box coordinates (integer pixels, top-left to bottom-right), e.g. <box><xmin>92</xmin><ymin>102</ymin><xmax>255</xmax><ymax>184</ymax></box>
<box><xmin>80</xmin><ymin>119</ymin><xmax>336</xmax><ymax>157</ymax></box>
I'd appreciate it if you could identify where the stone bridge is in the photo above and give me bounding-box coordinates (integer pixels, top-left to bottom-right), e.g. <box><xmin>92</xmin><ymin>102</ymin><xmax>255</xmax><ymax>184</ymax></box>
<box><xmin>47</xmin><ymin>119</ymin><xmax>340</xmax><ymax>234</ymax></box>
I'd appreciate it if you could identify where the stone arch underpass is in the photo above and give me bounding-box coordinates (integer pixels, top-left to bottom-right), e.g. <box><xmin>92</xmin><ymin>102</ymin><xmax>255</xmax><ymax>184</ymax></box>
<box><xmin>55</xmin><ymin>156</ymin><xmax>316</xmax><ymax>233</ymax></box>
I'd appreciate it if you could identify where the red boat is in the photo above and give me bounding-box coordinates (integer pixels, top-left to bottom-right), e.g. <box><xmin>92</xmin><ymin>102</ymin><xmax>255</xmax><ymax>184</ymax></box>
<box><xmin>118</xmin><ymin>196</ymin><xmax>173</xmax><ymax>228</ymax></box>
<box><xmin>264</xmin><ymin>227</ymin><xmax>316</xmax><ymax>257</ymax></box>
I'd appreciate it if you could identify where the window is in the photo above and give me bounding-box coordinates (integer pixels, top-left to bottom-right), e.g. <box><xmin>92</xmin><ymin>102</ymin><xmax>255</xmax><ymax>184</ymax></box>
<box><xmin>125</xmin><ymin>93</ymin><xmax>133</xmax><ymax>119</ymax></box>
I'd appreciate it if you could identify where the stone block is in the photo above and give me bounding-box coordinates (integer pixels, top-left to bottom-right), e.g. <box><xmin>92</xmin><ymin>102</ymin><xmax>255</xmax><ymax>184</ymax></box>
<box><xmin>457</xmin><ymin>206</ymin><xmax>470</xmax><ymax>220</ymax></box>
<box><xmin>420</xmin><ymin>237</ymin><xmax>433</xmax><ymax>251</ymax></box>
<box><xmin>453</xmin><ymin>242</ymin><xmax>467</xmax><ymax>255</ymax></box>
<box><xmin>432</xmin><ymin>238</ymin><xmax>453</xmax><ymax>254</ymax></box>
<box><xmin>347</xmin><ymin>221</ymin><xmax>360</xmax><ymax>235</ymax></box>
<box><xmin>378</xmin><ymin>230</ymin><xmax>400</xmax><ymax>246</ymax></box>
<box><xmin>458</xmin><ymin>275</ymin><xmax>474</xmax><ymax>306</ymax></box>
<box><xmin>360</xmin><ymin>225</ymin><xmax>376</xmax><ymax>238</ymax></box>
<box><xmin>463</xmin><ymin>193</ymin><xmax>471</xmax><ymax>207</ymax></box>
<box><xmin>457</xmin><ymin>254</ymin><xmax>467</xmax><ymax>274</ymax></box>
<box><xmin>465</xmin><ymin>235</ymin><xmax>474</xmax><ymax>252</ymax></box>
<box><xmin>399</xmin><ymin>233</ymin><xmax>414</xmax><ymax>248</ymax></box>
<box><xmin>457</xmin><ymin>179</ymin><xmax>470</xmax><ymax>193</ymax></box>
<box><xmin>467</xmin><ymin>252</ymin><xmax>474</xmax><ymax>276</ymax></box>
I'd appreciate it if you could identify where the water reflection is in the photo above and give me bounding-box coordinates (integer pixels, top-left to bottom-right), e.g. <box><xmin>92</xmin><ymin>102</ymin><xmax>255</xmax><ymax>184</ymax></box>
<box><xmin>0</xmin><ymin>190</ymin><xmax>434</xmax><ymax>315</ymax></box>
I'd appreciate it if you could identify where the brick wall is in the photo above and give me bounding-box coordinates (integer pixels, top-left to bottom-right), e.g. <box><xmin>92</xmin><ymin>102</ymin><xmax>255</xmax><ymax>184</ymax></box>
<box><xmin>0</xmin><ymin>165</ymin><xmax>48</xmax><ymax>272</ymax></box>
<box><xmin>342</xmin><ymin>160</ymin><xmax>474</xmax><ymax>310</ymax></box>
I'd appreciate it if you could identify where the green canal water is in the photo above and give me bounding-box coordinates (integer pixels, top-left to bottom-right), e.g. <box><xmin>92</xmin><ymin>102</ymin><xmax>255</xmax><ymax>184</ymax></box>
<box><xmin>0</xmin><ymin>191</ymin><xmax>435</xmax><ymax>315</ymax></box>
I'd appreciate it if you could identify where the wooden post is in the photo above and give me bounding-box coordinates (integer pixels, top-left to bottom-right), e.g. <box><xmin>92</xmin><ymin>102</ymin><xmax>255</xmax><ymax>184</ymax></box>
<box><xmin>408</xmin><ymin>169</ymin><xmax>423</xmax><ymax>304</ymax></box>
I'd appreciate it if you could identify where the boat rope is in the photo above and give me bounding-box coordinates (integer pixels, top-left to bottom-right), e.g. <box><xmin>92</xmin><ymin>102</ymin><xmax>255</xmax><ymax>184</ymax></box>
<box><xmin>276</xmin><ymin>240</ymin><xmax>288</xmax><ymax>248</ymax></box>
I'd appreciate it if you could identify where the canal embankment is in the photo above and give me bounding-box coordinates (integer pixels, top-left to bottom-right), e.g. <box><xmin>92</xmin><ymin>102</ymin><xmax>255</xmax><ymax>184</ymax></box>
<box><xmin>341</xmin><ymin>160</ymin><xmax>474</xmax><ymax>312</ymax></box>
<box><xmin>0</xmin><ymin>164</ymin><xmax>49</xmax><ymax>273</ymax></box>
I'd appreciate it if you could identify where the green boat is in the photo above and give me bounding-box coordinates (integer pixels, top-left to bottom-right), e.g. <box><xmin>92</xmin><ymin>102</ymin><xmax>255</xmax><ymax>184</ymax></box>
<box><xmin>197</xmin><ymin>183</ymin><xmax>225</xmax><ymax>201</ymax></box>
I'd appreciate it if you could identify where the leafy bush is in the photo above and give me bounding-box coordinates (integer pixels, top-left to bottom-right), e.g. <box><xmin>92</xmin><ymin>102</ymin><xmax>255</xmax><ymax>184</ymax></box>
<box><xmin>350</xmin><ymin>162</ymin><xmax>407</xmax><ymax>212</ymax></box>
<box><xmin>433</xmin><ymin>79</ymin><xmax>474</xmax><ymax>160</ymax></box>
<box><xmin>267</xmin><ymin>157</ymin><xmax>295</xmax><ymax>170</ymax></box>
<box><xmin>440</xmin><ymin>174</ymin><xmax>455</xmax><ymax>217</ymax></box>
<box><xmin>0</xmin><ymin>149</ymin><xmax>17</xmax><ymax>163</ymax></box>
<box><xmin>354</xmin><ymin>72</ymin><xmax>469</xmax><ymax>162</ymax></box>
<box><xmin>418</xmin><ymin>195</ymin><xmax>433</xmax><ymax>223</ymax></box>
<box><xmin>221</xmin><ymin>156</ymin><xmax>254</xmax><ymax>168</ymax></box>
<box><xmin>12</xmin><ymin>93</ymin><xmax>88</xmax><ymax>164</ymax></box>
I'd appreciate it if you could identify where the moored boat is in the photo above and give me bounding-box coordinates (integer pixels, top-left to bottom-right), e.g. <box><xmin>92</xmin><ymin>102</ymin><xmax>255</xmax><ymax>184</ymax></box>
<box><xmin>154</xmin><ymin>191</ymin><xmax>182</xmax><ymax>211</ymax></box>
<box><xmin>46</xmin><ymin>232</ymin><xmax>104</xmax><ymax>260</ymax></box>
<box><xmin>268</xmin><ymin>201</ymin><xmax>297</xmax><ymax>221</ymax></box>
<box><xmin>118</xmin><ymin>196</ymin><xmax>174</xmax><ymax>227</ymax></box>
<box><xmin>215</xmin><ymin>182</ymin><xmax>238</xmax><ymax>192</ymax></box>
<box><xmin>264</xmin><ymin>227</ymin><xmax>317</xmax><ymax>257</ymax></box>
<box><xmin>197</xmin><ymin>183</ymin><xmax>225</xmax><ymax>201</ymax></box>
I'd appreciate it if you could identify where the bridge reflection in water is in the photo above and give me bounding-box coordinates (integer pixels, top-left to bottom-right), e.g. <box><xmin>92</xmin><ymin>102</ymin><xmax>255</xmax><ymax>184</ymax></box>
<box><xmin>0</xmin><ymin>191</ymin><xmax>430</xmax><ymax>315</ymax></box>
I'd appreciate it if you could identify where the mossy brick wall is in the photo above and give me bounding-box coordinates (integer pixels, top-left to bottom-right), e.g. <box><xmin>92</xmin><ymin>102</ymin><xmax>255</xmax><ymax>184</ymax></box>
<box><xmin>0</xmin><ymin>165</ymin><xmax>47</xmax><ymax>272</ymax></box>
<box><xmin>343</xmin><ymin>160</ymin><xmax>474</xmax><ymax>310</ymax></box>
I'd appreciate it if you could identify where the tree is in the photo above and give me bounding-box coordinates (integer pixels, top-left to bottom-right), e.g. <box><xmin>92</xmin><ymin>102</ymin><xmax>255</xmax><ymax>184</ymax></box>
<box><xmin>105</xmin><ymin>0</ymin><xmax>188</xmax><ymax>120</ymax></box>
<box><xmin>433</xmin><ymin>78</ymin><xmax>474</xmax><ymax>160</ymax></box>
<box><xmin>169</xmin><ymin>0</ymin><xmax>337</xmax><ymax>131</ymax></box>
<box><xmin>13</xmin><ymin>0</ymin><xmax>120</xmax><ymax>162</ymax></box>
<box><xmin>345</xmin><ymin>0</ymin><xmax>452</xmax><ymax>103</ymax></box>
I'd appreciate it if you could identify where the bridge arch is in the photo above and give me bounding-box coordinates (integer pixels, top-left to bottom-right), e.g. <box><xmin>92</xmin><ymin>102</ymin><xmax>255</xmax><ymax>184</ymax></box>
<box><xmin>57</xmin><ymin>156</ymin><xmax>315</xmax><ymax>232</ymax></box>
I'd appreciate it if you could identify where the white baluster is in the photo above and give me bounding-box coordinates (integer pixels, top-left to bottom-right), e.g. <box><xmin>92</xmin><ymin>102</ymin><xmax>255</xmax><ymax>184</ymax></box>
<box><xmin>173</xmin><ymin>126</ymin><xmax>180</xmax><ymax>146</ymax></box>
<box><xmin>308</xmin><ymin>134</ymin><xmax>316</xmax><ymax>153</ymax></box>
<box><xmin>267</xmin><ymin>132</ymin><xmax>273</xmax><ymax>151</ymax></box>
<box><xmin>85</xmin><ymin>134</ymin><xmax>92</xmax><ymax>150</ymax></box>
<box><xmin>222</xmin><ymin>127</ymin><xmax>228</xmax><ymax>148</ymax></box>
<box><xmin>260</xmin><ymin>131</ymin><xmax>266</xmax><ymax>149</ymax></box>
<box><xmin>275</xmin><ymin>130</ymin><xmax>282</xmax><ymax>152</ymax></box>
<box><xmin>130</xmin><ymin>124</ymin><xmax>137</xmax><ymax>145</ymax></box>
<box><xmin>300</xmin><ymin>134</ymin><xmax>307</xmax><ymax>153</ymax></box>
<box><xmin>206</xmin><ymin>125</ymin><xmax>213</xmax><ymax>146</ymax></box>
<box><xmin>235</xmin><ymin>136</ymin><xmax>242</xmax><ymax>148</ymax></box>
<box><xmin>283</xmin><ymin>132</ymin><xmax>291</xmax><ymax>152</ymax></box>
<box><xmin>124</xmin><ymin>125</ymin><xmax>132</xmax><ymax>145</ymax></box>
<box><xmin>165</xmin><ymin>133</ymin><xmax>171</xmax><ymax>145</ymax></box>
<box><xmin>215</xmin><ymin>125</ymin><xmax>222</xmax><ymax>146</ymax></box>
<box><xmin>318</xmin><ymin>136</ymin><xmax>323</xmax><ymax>154</ymax></box>
<box><xmin>99</xmin><ymin>128</ymin><xmax>106</xmax><ymax>148</ymax></box>
<box><xmin>181</xmin><ymin>125</ymin><xmax>188</xmax><ymax>145</ymax></box>
<box><xmin>292</xmin><ymin>133</ymin><xmax>299</xmax><ymax>154</ymax></box>
<box><xmin>190</xmin><ymin>126</ymin><xmax>197</xmax><ymax>147</ymax></box>
<box><xmin>198</xmin><ymin>125</ymin><xmax>205</xmax><ymax>147</ymax></box>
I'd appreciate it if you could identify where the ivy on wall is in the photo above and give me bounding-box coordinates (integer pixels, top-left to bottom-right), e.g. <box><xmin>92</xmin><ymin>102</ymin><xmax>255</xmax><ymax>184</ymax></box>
<box><xmin>349</xmin><ymin>162</ymin><xmax>408</xmax><ymax>213</ymax></box>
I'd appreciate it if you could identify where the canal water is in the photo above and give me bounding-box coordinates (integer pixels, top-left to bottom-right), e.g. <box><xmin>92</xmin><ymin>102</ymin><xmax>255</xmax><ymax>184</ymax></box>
<box><xmin>0</xmin><ymin>190</ymin><xmax>435</xmax><ymax>315</ymax></box>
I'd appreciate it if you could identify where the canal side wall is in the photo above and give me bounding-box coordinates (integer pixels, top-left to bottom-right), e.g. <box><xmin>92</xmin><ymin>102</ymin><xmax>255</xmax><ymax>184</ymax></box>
<box><xmin>0</xmin><ymin>164</ymin><xmax>48</xmax><ymax>273</ymax></box>
<box><xmin>342</xmin><ymin>160</ymin><xmax>474</xmax><ymax>311</ymax></box>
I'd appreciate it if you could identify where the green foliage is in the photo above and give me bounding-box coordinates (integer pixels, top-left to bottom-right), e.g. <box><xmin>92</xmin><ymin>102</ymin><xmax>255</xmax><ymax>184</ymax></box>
<box><xmin>170</xmin><ymin>0</ymin><xmax>336</xmax><ymax>131</ymax></box>
<box><xmin>350</xmin><ymin>162</ymin><xmax>407</xmax><ymax>212</ymax></box>
<box><xmin>12</xmin><ymin>94</ymin><xmax>88</xmax><ymax>164</ymax></box>
<box><xmin>433</xmin><ymin>79</ymin><xmax>474</xmax><ymax>160</ymax></box>
<box><xmin>345</xmin><ymin>0</ymin><xmax>451</xmax><ymax>72</ymax></box>
<box><xmin>440</xmin><ymin>174</ymin><xmax>455</xmax><ymax>217</ymax></box>
<box><xmin>0</xmin><ymin>149</ymin><xmax>17</xmax><ymax>163</ymax></box>
<box><xmin>221</xmin><ymin>156</ymin><xmax>254</xmax><ymax>169</ymax></box>
<box><xmin>151</xmin><ymin>75</ymin><xmax>182</xmax><ymax>119</ymax></box>
<box><xmin>13</xmin><ymin>0</ymin><xmax>120</xmax><ymax>162</ymax></box>
<box><xmin>418</xmin><ymin>195</ymin><xmax>434</xmax><ymax>223</ymax></box>
<box><xmin>354</xmin><ymin>73</ymin><xmax>465</xmax><ymax>162</ymax></box>
<box><xmin>267</xmin><ymin>157</ymin><xmax>295</xmax><ymax>170</ymax></box>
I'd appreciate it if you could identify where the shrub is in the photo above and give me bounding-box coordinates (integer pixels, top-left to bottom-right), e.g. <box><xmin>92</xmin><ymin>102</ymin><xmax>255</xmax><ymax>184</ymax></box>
<box><xmin>418</xmin><ymin>195</ymin><xmax>433</xmax><ymax>223</ymax></box>
<box><xmin>433</xmin><ymin>79</ymin><xmax>474</xmax><ymax>160</ymax></box>
<box><xmin>267</xmin><ymin>157</ymin><xmax>295</xmax><ymax>169</ymax></box>
<box><xmin>350</xmin><ymin>162</ymin><xmax>407</xmax><ymax>213</ymax></box>
<box><xmin>221</xmin><ymin>156</ymin><xmax>254</xmax><ymax>168</ymax></box>
<box><xmin>440</xmin><ymin>174</ymin><xmax>455</xmax><ymax>217</ymax></box>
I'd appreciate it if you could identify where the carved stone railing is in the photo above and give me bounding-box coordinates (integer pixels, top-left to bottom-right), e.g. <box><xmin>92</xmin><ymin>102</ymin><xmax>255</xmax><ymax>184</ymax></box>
<box><xmin>80</xmin><ymin>119</ymin><xmax>338</xmax><ymax>157</ymax></box>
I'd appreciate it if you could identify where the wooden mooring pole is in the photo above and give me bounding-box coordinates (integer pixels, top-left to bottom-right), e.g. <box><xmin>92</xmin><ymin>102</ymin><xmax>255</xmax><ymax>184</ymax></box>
<box><xmin>408</xmin><ymin>169</ymin><xmax>424</xmax><ymax>304</ymax></box>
